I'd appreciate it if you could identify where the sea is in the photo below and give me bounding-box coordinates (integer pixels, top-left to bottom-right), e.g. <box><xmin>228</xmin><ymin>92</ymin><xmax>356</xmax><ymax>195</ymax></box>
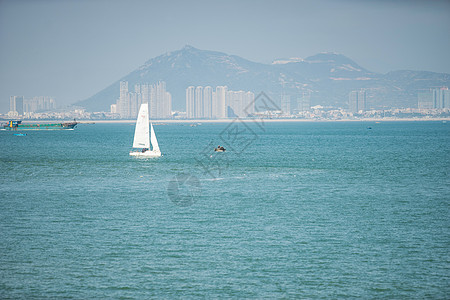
<box><xmin>0</xmin><ymin>121</ymin><xmax>449</xmax><ymax>299</ymax></box>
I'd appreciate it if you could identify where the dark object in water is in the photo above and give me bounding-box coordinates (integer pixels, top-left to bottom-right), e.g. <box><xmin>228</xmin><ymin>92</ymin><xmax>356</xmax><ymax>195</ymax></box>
<box><xmin>214</xmin><ymin>145</ymin><xmax>226</xmax><ymax>152</ymax></box>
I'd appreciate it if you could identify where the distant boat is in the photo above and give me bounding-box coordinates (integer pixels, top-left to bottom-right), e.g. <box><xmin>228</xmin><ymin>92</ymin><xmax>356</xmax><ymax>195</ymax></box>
<box><xmin>13</xmin><ymin>133</ymin><xmax>27</xmax><ymax>136</ymax></box>
<box><xmin>214</xmin><ymin>146</ymin><xmax>226</xmax><ymax>152</ymax></box>
<box><xmin>129</xmin><ymin>103</ymin><xmax>161</xmax><ymax>157</ymax></box>
<box><xmin>3</xmin><ymin>120</ymin><xmax>77</xmax><ymax>130</ymax></box>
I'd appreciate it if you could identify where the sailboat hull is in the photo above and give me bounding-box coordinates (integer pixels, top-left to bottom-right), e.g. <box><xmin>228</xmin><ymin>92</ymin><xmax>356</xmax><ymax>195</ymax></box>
<box><xmin>129</xmin><ymin>150</ymin><xmax>161</xmax><ymax>157</ymax></box>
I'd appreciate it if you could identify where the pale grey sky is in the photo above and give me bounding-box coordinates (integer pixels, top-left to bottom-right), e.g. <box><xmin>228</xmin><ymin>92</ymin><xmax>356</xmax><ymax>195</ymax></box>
<box><xmin>0</xmin><ymin>0</ymin><xmax>449</xmax><ymax>112</ymax></box>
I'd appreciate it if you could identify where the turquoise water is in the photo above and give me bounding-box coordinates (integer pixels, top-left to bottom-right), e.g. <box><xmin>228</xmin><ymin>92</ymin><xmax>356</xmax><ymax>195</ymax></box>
<box><xmin>0</xmin><ymin>121</ymin><xmax>449</xmax><ymax>298</ymax></box>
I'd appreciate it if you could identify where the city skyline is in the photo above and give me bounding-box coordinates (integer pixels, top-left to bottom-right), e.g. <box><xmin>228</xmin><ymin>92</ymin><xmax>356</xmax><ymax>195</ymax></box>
<box><xmin>111</xmin><ymin>81</ymin><xmax>172</xmax><ymax>119</ymax></box>
<box><xmin>1</xmin><ymin>0</ymin><xmax>450</xmax><ymax>113</ymax></box>
<box><xmin>186</xmin><ymin>86</ymin><xmax>254</xmax><ymax>119</ymax></box>
<box><xmin>418</xmin><ymin>87</ymin><xmax>450</xmax><ymax>109</ymax></box>
<box><xmin>8</xmin><ymin>96</ymin><xmax>56</xmax><ymax>118</ymax></box>
<box><xmin>6</xmin><ymin>84</ymin><xmax>450</xmax><ymax>121</ymax></box>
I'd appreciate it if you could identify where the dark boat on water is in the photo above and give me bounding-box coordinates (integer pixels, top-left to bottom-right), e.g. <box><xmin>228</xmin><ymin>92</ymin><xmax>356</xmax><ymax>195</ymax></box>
<box><xmin>214</xmin><ymin>145</ymin><xmax>226</xmax><ymax>152</ymax></box>
<box><xmin>2</xmin><ymin>120</ymin><xmax>78</xmax><ymax>130</ymax></box>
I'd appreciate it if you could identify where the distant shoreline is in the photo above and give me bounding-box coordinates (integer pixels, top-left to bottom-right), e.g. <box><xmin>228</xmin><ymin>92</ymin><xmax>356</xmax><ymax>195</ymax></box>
<box><xmin>80</xmin><ymin>118</ymin><xmax>450</xmax><ymax>124</ymax></box>
<box><xmin>3</xmin><ymin>118</ymin><xmax>449</xmax><ymax>124</ymax></box>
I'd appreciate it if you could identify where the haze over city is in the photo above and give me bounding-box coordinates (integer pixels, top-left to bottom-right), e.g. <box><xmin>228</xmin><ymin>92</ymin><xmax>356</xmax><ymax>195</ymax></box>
<box><xmin>2</xmin><ymin>1</ymin><xmax>450</xmax><ymax>298</ymax></box>
<box><xmin>0</xmin><ymin>0</ymin><xmax>449</xmax><ymax>113</ymax></box>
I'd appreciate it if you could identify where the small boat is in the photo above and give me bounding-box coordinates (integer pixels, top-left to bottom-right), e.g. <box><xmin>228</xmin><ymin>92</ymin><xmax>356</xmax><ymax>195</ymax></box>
<box><xmin>129</xmin><ymin>103</ymin><xmax>161</xmax><ymax>157</ymax></box>
<box><xmin>214</xmin><ymin>146</ymin><xmax>226</xmax><ymax>152</ymax></box>
<box><xmin>13</xmin><ymin>133</ymin><xmax>27</xmax><ymax>136</ymax></box>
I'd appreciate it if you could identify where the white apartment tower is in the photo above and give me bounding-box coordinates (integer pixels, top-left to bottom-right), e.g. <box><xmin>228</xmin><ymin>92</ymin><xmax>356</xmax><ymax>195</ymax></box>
<box><xmin>281</xmin><ymin>95</ymin><xmax>291</xmax><ymax>115</ymax></box>
<box><xmin>185</xmin><ymin>85</ymin><xmax>253</xmax><ymax>119</ymax></box>
<box><xmin>195</xmin><ymin>86</ymin><xmax>203</xmax><ymax>118</ymax></box>
<box><xmin>9</xmin><ymin>96</ymin><xmax>24</xmax><ymax>116</ymax></box>
<box><xmin>118</xmin><ymin>81</ymin><xmax>130</xmax><ymax>118</ymax></box>
<box><xmin>227</xmin><ymin>90</ymin><xmax>255</xmax><ymax>117</ymax></box>
<box><xmin>418</xmin><ymin>87</ymin><xmax>450</xmax><ymax>109</ymax></box>
<box><xmin>115</xmin><ymin>81</ymin><xmax>172</xmax><ymax>119</ymax></box>
<box><xmin>186</xmin><ymin>86</ymin><xmax>195</xmax><ymax>118</ymax></box>
<box><xmin>297</xmin><ymin>91</ymin><xmax>311</xmax><ymax>112</ymax></box>
<box><xmin>349</xmin><ymin>89</ymin><xmax>366</xmax><ymax>113</ymax></box>
<box><xmin>203</xmin><ymin>86</ymin><xmax>213</xmax><ymax>119</ymax></box>
<box><xmin>214</xmin><ymin>86</ymin><xmax>227</xmax><ymax>118</ymax></box>
<box><xmin>23</xmin><ymin>97</ymin><xmax>56</xmax><ymax>113</ymax></box>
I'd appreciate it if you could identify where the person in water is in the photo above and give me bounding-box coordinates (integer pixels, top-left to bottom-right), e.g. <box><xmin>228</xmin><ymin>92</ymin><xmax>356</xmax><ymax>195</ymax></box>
<box><xmin>142</xmin><ymin>148</ymin><xmax>148</xmax><ymax>153</ymax></box>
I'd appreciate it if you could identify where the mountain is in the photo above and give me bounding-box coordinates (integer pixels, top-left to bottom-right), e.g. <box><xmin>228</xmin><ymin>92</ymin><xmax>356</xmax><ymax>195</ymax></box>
<box><xmin>76</xmin><ymin>46</ymin><xmax>450</xmax><ymax>111</ymax></box>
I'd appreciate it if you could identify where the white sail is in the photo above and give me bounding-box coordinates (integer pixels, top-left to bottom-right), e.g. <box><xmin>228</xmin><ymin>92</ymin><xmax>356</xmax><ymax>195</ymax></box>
<box><xmin>132</xmin><ymin>103</ymin><xmax>150</xmax><ymax>148</ymax></box>
<box><xmin>150</xmin><ymin>123</ymin><xmax>160</xmax><ymax>152</ymax></box>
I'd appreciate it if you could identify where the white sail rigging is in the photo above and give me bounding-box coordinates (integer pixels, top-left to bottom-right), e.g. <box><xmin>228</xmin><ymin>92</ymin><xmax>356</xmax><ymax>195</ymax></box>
<box><xmin>132</xmin><ymin>103</ymin><xmax>150</xmax><ymax>149</ymax></box>
<box><xmin>150</xmin><ymin>123</ymin><xmax>160</xmax><ymax>153</ymax></box>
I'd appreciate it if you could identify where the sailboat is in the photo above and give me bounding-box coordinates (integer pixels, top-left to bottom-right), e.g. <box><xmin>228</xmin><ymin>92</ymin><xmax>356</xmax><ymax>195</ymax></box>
<box><xmin>129</xmin><ymin>103</ymin><xmax>161</xmax><ymax>157</ymax></box>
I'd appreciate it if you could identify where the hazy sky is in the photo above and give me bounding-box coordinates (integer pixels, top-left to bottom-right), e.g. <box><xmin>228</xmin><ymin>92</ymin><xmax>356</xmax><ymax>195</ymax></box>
<box><xmin>0</xmin><ymin>0</ymin><xmax>449</xmax><ymax>112</ymax></box>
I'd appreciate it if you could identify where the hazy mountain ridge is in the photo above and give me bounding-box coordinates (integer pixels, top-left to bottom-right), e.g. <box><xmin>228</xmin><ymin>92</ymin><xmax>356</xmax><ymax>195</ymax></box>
<box><xmin>77</xmin><ymin>46</ymin><xmax>450</xmax><ymax>112</ymax></box>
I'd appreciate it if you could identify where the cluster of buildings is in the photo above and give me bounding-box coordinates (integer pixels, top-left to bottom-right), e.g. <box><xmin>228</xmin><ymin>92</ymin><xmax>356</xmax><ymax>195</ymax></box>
<box><xmin>347</xmin><ymin>87</ymin><xmax>449</xmax><ymax>114</ymax></box>
<box><xmin>110</xmin><ymin>81</ymin><xmax>172</xmax><ymax>119</ymax></box>
<box><xmin>418</xmin><ymin>87</ymin><xmax>450</xmax><ymax>109</ymax></box>
<box><xmin>280</xmin><ymin>91</ymin><xmax>312</xmax><ymax>115</ymax></box>
<box><xmin>186</xmin><ymin>86</ymin><xmax>255</xmax><ymax>118</ymax></box>
<box><xmin>348</xmin><ymin>89</ymin><xmax>366</xmax><ymax>113</ymax></box>
<box><xmin>8</xmin><ymin>96</ymin><xmax>56</xmax><ymax>117</ymax></box>
<box><xmin>5</xmin><ymin>85</ymin><xmax>450</xmax><ymax>121</ymax></box>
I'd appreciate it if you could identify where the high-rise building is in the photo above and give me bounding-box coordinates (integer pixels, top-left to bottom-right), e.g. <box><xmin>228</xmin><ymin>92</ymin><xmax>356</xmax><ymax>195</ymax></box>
<box><xmin>226</xmin><ymin>90</ymin><xmax>254</xmax><ymax>117</ymax></box>
<box><xmin>186</xmin><ymin>86</ymin><xmax>195</xmax><ymax>118</ymax></box>
<box><xmin>186</xmin><ymin>85</ymin><xmax>253</xmax><ymax>119</ymax></box>
<box><xmin>110</xmin><ymin>104</ymin><xmax>117</xmax><ymax>114</ymax></box>
<box><xmin>418</xmin><ymin>91</ymin><xmax>433</xmax><ymax>109</ymax></box>
<box><xmin>10</xmin><ymin>96</ymin><xmax>24</xmax><ymax>116</ymax></box>
<box><xmin>117</xmin><ymin>81</ymin><xmax>130</xmax><ymax>117</ymax></box>
<box><xmin>418</xmin><ymin>87</ymin><xmax>450</xmax><ymax>109</ymax></box>
<box><xmin>203</xmin><ymin>86</ymin><xmax>213</xmax><ymax>119</ymax></box>
<box><xmin>281</xmin><ymin>95</ymin><xmax>291</xmax><ymax>115</ymax></box>
<box><xmin>130</xmin><ymin>93</ymin><xmax>138</xmax><ymax>118</ymax></box>
<box><xmin>120</xmin><ymin>81</ymin><xmax>128</xmax><ymax>101</ymax></box>
<box><xmin>433</xmin><ymin>87</ymin><xmax>450</xmax><ymax>108</ymax></box>
<box><xmin>245</xmin><ymin>91</ymin><xmax>255</xmax><ymax>115</ymax></box>
<box><xmin>349</xmin><ymin>89</ymin><xmax>366</xmax><ymax>113</ymax></box>
<box><xmin>162</xmin><ymin>91</ymin><xmax>172</xmax><ymax>119</ymax></box>
<box><xmin>195</xmin><ymin>86</ymin><xmax>203</xmax><ymax>118</ymax></box>
<box><xmin>358</xmin><ymin>90</ymin><xmax>366</xmax><ymax>112</ymax></box>
<box><xmin>141</xmin><ymin>84</ymin><xmax>148</xmax><ymax>104</ymax></box>
<box><xmin>297</xmin><ymin>91</ymin><xmax>311</xmax><ymax>111</ymax></box>
<box><xmin>226</xmin><ymin>91</ymin><xmax>241</xmax><ymax>117</ymax></box>
<box><xmin>22</xmin><ymin>96</ymin><xmax>56</xmax><ymax>113</ymax></box>
<box><xmin>115</xmin><ymin>81</ymin><xmax>172</xmax><ymax>119</ymax></box>
<box><xmin>214</xmin><ymin>86</ymin><xmax>227</xmax><ymax>118</ymax></box>
<box><xmin>155</xmin><ymin>81</ymin><xmax>164</xmax><ymax>118</ymax></box>
<box><xmin>443</xmin><ymin>87</ymin><xmax>450</xmax><ymax>108</ymax></box>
